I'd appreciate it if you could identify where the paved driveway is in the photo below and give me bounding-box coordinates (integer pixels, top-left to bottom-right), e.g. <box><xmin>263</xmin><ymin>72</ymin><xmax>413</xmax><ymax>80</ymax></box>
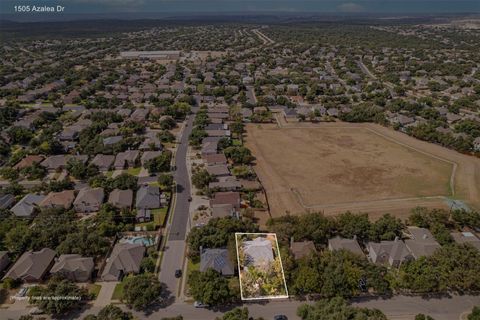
<box><xmin>93</xmin><ymin>282</ymin><xmax>118</xmax><ymax>307</ymax></box>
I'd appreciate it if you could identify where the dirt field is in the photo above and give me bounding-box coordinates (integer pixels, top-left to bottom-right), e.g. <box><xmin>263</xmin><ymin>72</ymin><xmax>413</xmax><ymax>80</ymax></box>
<box><xmin>246</xmin><ymin>121</ymin><xmax>480</xmax><ymax>220</ymax></box>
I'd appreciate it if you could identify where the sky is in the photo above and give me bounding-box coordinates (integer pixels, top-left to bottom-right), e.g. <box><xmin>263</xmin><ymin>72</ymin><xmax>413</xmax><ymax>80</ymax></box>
<box><xmin>0</xmin><ymin>0</ymin><xmax>479</xmax><ymax>15</ymax></box>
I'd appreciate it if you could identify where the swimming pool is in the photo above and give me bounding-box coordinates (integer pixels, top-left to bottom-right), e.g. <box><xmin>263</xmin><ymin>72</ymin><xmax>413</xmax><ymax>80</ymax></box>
<box><xmin>120</xmin><ymin>236</ymin><xmax>155</xmax><ymax>247</ymax></box>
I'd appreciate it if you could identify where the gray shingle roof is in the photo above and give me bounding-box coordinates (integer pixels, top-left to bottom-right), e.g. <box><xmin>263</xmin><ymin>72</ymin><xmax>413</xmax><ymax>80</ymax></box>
<box><xmin>3</xmin><ymin>248</ymin><xmax>56</xmax><ymax>282</ymax></box>
<box><xmin>200</xmin><ymin>248</ymin><xmax>234</xmax><ymax>276</ymax></box>
<box><xmin>101</xmin><ymin>243</ymin><xmax>145</xmax><ymax>281</ymax></box>
<box><xmin>10</xmin><ymin>193</ymin><xmax>45</xmax><ymax>218</ymax></box>
<box><xmin>50</xmin><ymin>254</ymin><xmax>94</xmax><ymax>282</ymax></box>
<box><xmin>135</xmin><ymin>185</ymin><xmax>160</xmax><ymax>209</ymax></box>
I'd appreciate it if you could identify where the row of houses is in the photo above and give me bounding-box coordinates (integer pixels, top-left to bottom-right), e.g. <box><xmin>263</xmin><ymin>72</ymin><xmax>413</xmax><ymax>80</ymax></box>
<box><xmin>200</xmin><ymin>104</ymin><xmax>243</xmax><ymax>220</ymax></box>
<box><xmin>0</xmin><ymin>242</ymin><xmax>146</xmax><ymax>283</ymax></box>
<box><xmin>325</xmin><ymin>227</ymin><xmax>480</xmax><ymax>267</ymax></box>
<box><xmin>5</xmin><ymin>184</ymin><xmax>165</xmax><ymax>220</ymax></box>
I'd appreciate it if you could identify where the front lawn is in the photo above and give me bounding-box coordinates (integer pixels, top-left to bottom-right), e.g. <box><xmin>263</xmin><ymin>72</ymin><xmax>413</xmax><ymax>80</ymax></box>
<box><xmin>111</xmin><ymin>280</ymin><xmax>126</xmax><ymax>300</ymax></box>
<box><xmin>87</xmin><ymin>284</ymin><xmax>101</xmax><ymax>299</ymax></box>
<box><xmin>125</xmin><ymin>167</ymin><xmax>141</xmax><ymax>176</ymax></box>
<box><xmin>152</xmin><ymin>207</ymin><xmax>168</xmax><ymax>227</ymax></box>
<box><xmin>184</xmin><ymin>258</ymin><xmax>200</xmax><ymax>297</ymax></box>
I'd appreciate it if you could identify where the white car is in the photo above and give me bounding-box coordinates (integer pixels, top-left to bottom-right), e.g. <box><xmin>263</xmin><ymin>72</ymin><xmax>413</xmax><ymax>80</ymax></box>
<box><xmin>16</xmin><ymin>287</ymin><xmax>28</xmax><ymax>297</ymax></box>
<box><xmin>194</xmin><ymin>301</ymin><xmax>209</xmax><ymax>308</ymax></box>
<box><xmin>28</xmin><ymin>307</ymin><xmax>44</xmax><ymax>315</ymax></box>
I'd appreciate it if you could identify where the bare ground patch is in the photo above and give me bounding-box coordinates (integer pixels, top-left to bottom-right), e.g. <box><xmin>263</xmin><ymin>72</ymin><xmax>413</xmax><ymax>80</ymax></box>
<box><xmin>246</xmin><ymin>122</ymin><xmax>480</xmax><ymax>219</ymax></box>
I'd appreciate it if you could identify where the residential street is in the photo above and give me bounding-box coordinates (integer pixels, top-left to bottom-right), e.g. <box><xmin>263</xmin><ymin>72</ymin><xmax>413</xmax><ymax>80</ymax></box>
<box><xmin>158</xmin><ymin>107</ymin><xmax>197</xmax><ymax>298</ymax></box>
<box><xmin>4</xmin><ymin>293</ymin><xmax>479</xmax><ymax>320</ymax></box>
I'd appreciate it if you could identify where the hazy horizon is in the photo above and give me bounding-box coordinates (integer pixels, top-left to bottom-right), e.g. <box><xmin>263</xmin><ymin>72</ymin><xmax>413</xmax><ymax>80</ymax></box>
<box><xmin>0</xmin><ymin>0</ymin><xmax>479</xmax><ymax>17</ymax></box>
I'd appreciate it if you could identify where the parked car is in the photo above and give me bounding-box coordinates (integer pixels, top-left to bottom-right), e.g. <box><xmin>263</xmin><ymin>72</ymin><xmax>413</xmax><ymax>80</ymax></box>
<box><xmin>16</xmin><ymin>287</ymin><xmax>28</xmax><ymax>297</ymax></box>
<box><xmin>194</xmin><ymin>301</ymin><xmax>209</xmax><ymax>308</ymax></box>
<box><xmin>175</xmin><ymin>269</ymin><xmax>182</xmax><ymax>278</ymax></box>
<box><xmin>274</xmin><ymin>316</ymin><xmax>288</xmax><ymax>320</ymax></box>
<box><xmin>28</xmin><ymin>307</ymin><xmax>44</xmax><ymax>315</ymax></box>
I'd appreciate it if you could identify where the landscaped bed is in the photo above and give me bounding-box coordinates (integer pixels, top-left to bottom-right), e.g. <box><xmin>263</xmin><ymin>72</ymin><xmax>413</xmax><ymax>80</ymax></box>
<box><xmin>235</xmin><ymin>232</ymin><xmax>288</xmax><ymax>300</ymax></box>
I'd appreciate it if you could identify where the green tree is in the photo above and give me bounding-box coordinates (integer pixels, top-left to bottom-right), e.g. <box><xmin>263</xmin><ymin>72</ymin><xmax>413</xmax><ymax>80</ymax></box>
<box><xmin>188</xmin><ymin>269</ymin><xmax>233</xmax><ymax>306</ymax></box>
<box><xmin>468</xmin><ymin>306</ymin><xmax>480</xmax><ymax>320</ymax></box>
<box><xmin>122</xmin><ymin>274</ymin><xmax>163</xmax><ymax>311</ymax></box>
<box><xmin>415</xmin><ymin>314</ymin><xmax>435</xmax><ymax>320</ymax></box>
<box><xmin>66</xmin><ymin>158</ymin><xmax>98</xmax><ymax>180</ymax></box>
<box><xmin>84</xmin><ymin>304</ymin><xmax>134</xmax><ymax>320</ymax></box>
<box><xmin>144</xmin><ymin>151</ymin><xmax>172</xmax><ymax>174</ymax></box>
<box><xmin>216</xmin><ymin>307</ymin><xmax>249</xmax><ymax>320</ymax></box>
<box><xmin>297</xmin><ymin>297</ymin><xmax>387</xmax><ymax>320</ymax></box>
<box><xmin>159</xmin><ymin>116</ymin><xmax>177</xmax><ymax>130</ymax></box>
<box><xmin>370</xmin><ymin>213</ymin><xmax>404</xmax><ymax>241</ymax></box>
<box><xmin>158</xmin><ymin>173</ymin><xmax>174</xmax><ymax>189</ymax></box>
<box><xmin>223</xmin><ymin>146</ymin><xmax>254</xmax><ymax>164</ymax></box>
<box><xmin>57</xmin><ymin>225</ymin><xmax>109</xmax><ymax>257</ymax></box>
<box><xmin>189</xmin><ymin>127</ymin><xmax>207</xmax><ymax>147</ymax></box>
<box><xmin>187</xmin><ymin>217</ymin><xmax>258</xmax><ymax>259</ymax></box>
<box><xmin>192</xmin><ymin>169</ymin><xmax>213</xmax><ymax>190</ymax></box>
<box><xmin>336</xmin><ymin>212</ymin><xmax>371</xmax><ymax>241</ymax></box>
<box><xmin>0</xmin><ymin>167</ymin><xmax>18</xmax><ymax>181</ymax></box>
<box><xmin>8</xmin><ymin>126</ymin><xmax>34</xmax><ymax>144</ymax></box>
<box><xmin>29</xmin><ymin>276</ymin><xmax>88</xmax><ymax>316</ymax></box>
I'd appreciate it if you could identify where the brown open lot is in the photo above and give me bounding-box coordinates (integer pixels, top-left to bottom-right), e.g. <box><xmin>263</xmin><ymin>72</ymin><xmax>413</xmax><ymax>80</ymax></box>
<box><xmin>246</xmin><ymin>121</ymin><xmax>480</xmax><ymax>220</ymax></box>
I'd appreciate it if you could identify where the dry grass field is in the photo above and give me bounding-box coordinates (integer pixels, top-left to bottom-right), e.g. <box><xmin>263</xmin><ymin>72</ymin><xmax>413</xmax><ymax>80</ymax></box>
<box><xmin>246</xmin><ymin>121</ymin><xmax>480</xmax><ymax>220</ymax></box>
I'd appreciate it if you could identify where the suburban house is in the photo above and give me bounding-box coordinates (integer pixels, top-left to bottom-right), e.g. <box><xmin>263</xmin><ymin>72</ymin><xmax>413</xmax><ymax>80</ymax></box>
<box><xmin>135</xmin><ymin>185</ymin><xmax>161</xmax><ymax>222</ymax></box>
<box><xmin>13</xmin><ymin>155</ymin><xmax>45</xmax><ymax>170</ymax></box>
<box><xmin>211</xmin><ymin>203</ymin><xmax>237</xmax><ymax>219</ymax></box>
<box><xmin>404</xmin><ymin>227</ymin><xmax>441</xmax><ymax>258</ymax></box>
<box><xmin>40</xmin><ymin>155</ymin><xmax>88</xmax><ymax>172</ymax></box>
<box><xmin>203</xmin><ymin>153</ymin><xmax>227</xmax><ymax>166</ymax></box>
<box><xmin>210</xmin><ymin>192</ymin><xmax>241</xmax><ymax>210</ymax></box>
<box><xmin>90</xmin><ymin>154</ymin><xmax>115</xmax><ymax>172</ymax></box>
<box><xmin>0</xmin><ymin>193</ymin><xmax>15</xmax><ymax>209</ymax></box>
<box><xmin>39</xmin><ymin>190</ymin><xmax>76</xmax><ymax>209</ymax></box>
<box><xmin>50</xmin><ymin>254</ymin><xmax>94</xmax><ymax>282</ymax></box>
<box><xmin>140</xmin><ymin>151</ymin><xmax>162</xmax><ymax>166</ymax></box>
<box><xmin>101</xmin><ymin>243</ymin><xmax>145</xmax><ymax>281</ymax></box>
<box><xmin>290</xmin><ymin>241</ymin><xmax>316</xmax><ymax>260</ymax></box>
<box><xmin>451</xmin><ymin>231</ymin><xmax>480</xmax><ymax>251</ymax></box>
<box><xmin>243</xmin><ymin>237</ymin><xmax>274</xmax><ymax>269</ymax></box>
<box><xmin>114</xmin><ymin>150</ymin><xmax>140</xmax><ymax>170</ymax></box>
<box><xmin>73</xmin><ymin>187</ymin><xmax>104</xmax><ymax>213</ymax></box>
<box><xmin>201</xmin><ymin>141</ymin><xmax>218</xmax><ymax>156</ymax></box>
<box><xmin>367</xmin><ymin>238</ymin><xmax>414</xmax><ymax>267</ymax></box>
<box><xmin>10</xmin><ymin>193</ymin><xmax>45</xmax><ymax>218</ymax></box>
<box><xmin>328</xmin><ymin>236</ymin><xmax>364</xmax><ymax>257</ymax></box>
<box><xmin>108</xmin><ymin>189</ymin><xmax>133</xmax><ymax>209</ymax></box>
<box><xmin>209</xmin><ymin>177</ymin><xmax>242</xmax><ymax>191</ymax></box>
<box><xmin>200</xmin><ymin>248</ymin><xmax>235</xmax><ymax>276</ymax></box>
<box><xmin>3</xmin><ymin>248</ymin><xmax>56</xmax><ymax>282</ymax></box>
<box><xmin>0</xmin><ymin>251</ymin><xmax>11</xmax><ymax>273</ymax></box>
<box><xmin>206</xmin><ymin>164</ymin><xmax>230</xmax><ymax>178</ymax></box>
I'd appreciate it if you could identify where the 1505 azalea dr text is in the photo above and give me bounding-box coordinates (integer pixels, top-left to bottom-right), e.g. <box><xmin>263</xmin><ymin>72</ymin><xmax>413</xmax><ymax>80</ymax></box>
<box><xmin>14</xmin><ymin>5</ymin><xmax>65</xmax><ymax>12</ymax></box>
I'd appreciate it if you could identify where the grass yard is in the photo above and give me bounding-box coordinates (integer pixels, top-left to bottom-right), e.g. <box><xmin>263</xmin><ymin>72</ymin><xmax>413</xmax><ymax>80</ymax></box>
<box><xmin>86</xmin><ymin>284</ymin><xmax>101</xmax><ymax>299</ymax></box>
<box><xmin>152</xmin><ymin>207</ymin><xmax>168</xmax><ymax>227</ymax></box>
<box><xmin>111</xmin><ymin>280</ymin><xmax>126</xmax><ymax>300</ymax></box>
<box><xmin>184</xmin><ymin>258</ymin><xmax>200</xmax><ymax>297</ymax></box>
<box><xmin>125</xmin><ymin>167</ymin><xmax>141</xmax><ymax>176</ymax></box>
